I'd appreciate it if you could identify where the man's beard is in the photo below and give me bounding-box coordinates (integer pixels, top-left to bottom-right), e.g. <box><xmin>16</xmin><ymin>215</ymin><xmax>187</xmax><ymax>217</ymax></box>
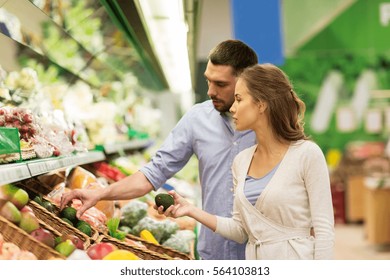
<box><xmin>212</xmin><ymin>99</ymin><xmax>232</xmax><ymax>113</ymax></box>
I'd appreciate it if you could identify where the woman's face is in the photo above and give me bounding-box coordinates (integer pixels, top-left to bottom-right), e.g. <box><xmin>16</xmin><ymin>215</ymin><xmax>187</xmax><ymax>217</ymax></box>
<box><xmin>230</xmin><ymin>78</ymin><xmax>260</xmax><ymax>131</ymax></box>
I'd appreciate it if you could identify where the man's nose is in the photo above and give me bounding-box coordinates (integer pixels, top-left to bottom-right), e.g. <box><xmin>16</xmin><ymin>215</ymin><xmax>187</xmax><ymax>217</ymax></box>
<box><xmin>207</xmin><ymin>84</ymin><xmax>216</xmax><ymax>98</ymax></box>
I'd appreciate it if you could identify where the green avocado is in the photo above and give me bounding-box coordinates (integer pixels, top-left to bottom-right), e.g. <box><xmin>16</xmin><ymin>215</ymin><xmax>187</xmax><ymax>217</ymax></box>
<box><xmin>61</xmin><ymin>217</ymin><xmax>74</xmax><ymax>226</ymax></box>
<box><xmin>77</xmin><ymin>223</ymin><xmax>92</xmax><ymax>237</ymax></box>
<box><xmin>60</xmin><ymin>206</ymin><xmax>78</xmax><ymax>224</ymax></box>
<box><xmin>155</xmin><ymin>193</ymin><xmax>174</xmax><ymax>211</ymax></box>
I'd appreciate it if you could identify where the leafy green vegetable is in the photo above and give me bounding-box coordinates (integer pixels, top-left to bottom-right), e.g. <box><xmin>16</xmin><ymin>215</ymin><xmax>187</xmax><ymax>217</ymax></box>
<box><xmin>107</xmin><ymin>217</ymin><xmax>126</xmax><ymax>241</ymax></box>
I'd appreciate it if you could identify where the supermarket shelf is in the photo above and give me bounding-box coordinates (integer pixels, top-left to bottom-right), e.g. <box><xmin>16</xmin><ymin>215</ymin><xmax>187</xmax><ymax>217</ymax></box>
<box><xmin>27</xmin><ymin>151</ymin><xmax>106</xmax><ymax>177</ymax></box>
<box><xmin>0</xmin><ymin>162</ymin><xmax>31</xmax><ymax>185</ymax></box>
<box><xmin>98</xmin><ymin>139</ymin><xmax>154</xmax><ymax>155</ymax></box>
<box><xmin>0</xmin><ymin>151</ymin><xmax>106</xmax><ymax>185</ymax></box>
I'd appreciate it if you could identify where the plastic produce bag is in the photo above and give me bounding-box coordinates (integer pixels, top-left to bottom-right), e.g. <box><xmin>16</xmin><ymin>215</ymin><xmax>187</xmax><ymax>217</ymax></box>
<box><xmin>132</xmin><ymin>217</ymin><xmax>165</xmax><ymax>243</ymax></box>
<box><xmin>160</xmin><ymin>219</ymin><xmax>179</xmax><ymax>244</ymax></box>
<box><xmin>162</xmin><ymin>230</ymin><xmax>196</xmax><ymax>254</ymax></box>
<box><xmin>119</xmin><ymin>200</ymin><xmax>148</xmax><ymax>228</ymax></box>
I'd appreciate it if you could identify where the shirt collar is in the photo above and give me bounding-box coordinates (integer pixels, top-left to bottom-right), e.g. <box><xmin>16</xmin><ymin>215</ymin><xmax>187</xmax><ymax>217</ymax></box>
<box><xmin>221</xmin><ymin>111</ymin><xmax>236</xmax><ymax>131</ymax></box>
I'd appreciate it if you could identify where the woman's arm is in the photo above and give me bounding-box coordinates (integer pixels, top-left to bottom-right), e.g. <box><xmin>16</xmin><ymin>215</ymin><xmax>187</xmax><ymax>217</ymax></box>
<box><xmin>304</xmin><ymin>144</ymin><xmax>335</xmax><ymax>259</ymax></box>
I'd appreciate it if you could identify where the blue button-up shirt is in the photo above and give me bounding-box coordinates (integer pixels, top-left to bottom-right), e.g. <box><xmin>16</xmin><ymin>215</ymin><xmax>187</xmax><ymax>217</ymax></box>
<box><xmin>140</xmin><ymin>100</ymin><xmax>256</xmax><ymax>259</ymax></box>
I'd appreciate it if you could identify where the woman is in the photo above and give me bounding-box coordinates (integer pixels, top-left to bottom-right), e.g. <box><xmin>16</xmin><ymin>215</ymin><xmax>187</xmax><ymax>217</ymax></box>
<box><xmin>160</xmin><ymin>64</ymin><xmax>335</xmax><ymax>260</ymax></box>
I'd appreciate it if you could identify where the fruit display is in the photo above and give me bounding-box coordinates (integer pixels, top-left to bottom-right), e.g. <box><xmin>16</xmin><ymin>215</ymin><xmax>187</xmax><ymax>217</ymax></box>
<box><xmin>1</xmin><ymin>171</ymin><xmax>196</xmax><ymax>260</ymax></box>
<box><xmin>28</xmin><ymin>197</ymin><xmax>98</xmax><ymax>242</ymax></box>
<box><xmin>0</xmin><ymin>183</ymin><xmax>160</xmax><ymax>260</ymax></box>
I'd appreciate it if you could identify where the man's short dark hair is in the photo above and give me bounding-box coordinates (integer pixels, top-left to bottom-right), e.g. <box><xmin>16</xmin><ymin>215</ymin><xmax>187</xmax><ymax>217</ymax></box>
<box><xmin>208</xmin><ymin>40</ymin><xmax>258</xmax><ymax>76</ymax></box>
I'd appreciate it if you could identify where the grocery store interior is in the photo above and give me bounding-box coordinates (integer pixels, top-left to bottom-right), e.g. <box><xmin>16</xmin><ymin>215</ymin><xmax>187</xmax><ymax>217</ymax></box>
<box><xmin>1</xmin><ymin>0</ymin><xmax>390</xmax><ymax>260</ymax></box>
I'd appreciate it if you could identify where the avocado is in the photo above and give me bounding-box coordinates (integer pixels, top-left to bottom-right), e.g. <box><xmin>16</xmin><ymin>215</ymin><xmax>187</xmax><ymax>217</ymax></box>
<box><xmin>33</xmin><ymin>195</ymin><xmax>43</xmax><ymax>206</ymax></box>
<box><xmin>155</xmin><ymin>193</ymin><xmax>174</xmax><ymax>211</ymax></box>
<box><xmin>77</xmin><ymin>223</ymin><xmax>92</xmax><ymax>237</ymax></box>
<box><xmin>60</xmin><ymin>206</ymin><xmax>78</xmax><ymax>224</ymax></box>
<box><xmin>61</xmin><ymin>217</ymin><xmax>74</xmax><ymax>226</ymax></box>
<box><xmin>76</xmin><ymin>220</ymin><xmax>89</xmax><ymax>228</ymax></box>
<box><xmin>42</xmin><ymin>200</ymin><xmax>54</xmax><ymax>213</ymax></box>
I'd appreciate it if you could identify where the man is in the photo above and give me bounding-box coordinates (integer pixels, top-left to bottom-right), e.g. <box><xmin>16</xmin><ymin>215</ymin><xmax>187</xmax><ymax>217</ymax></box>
<box><xmin>61</xmin><ymin>39</ymin><xmax>258</xmax><ymax>259</ymax></box>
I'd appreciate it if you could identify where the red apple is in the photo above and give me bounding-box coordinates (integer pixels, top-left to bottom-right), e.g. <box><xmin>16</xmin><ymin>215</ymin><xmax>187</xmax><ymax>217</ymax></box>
<box><xmin>61</xmin><ymin>234</ymin><xmax>84</xmax><ymax>250</ymax></box>
<box><xmin>30</xmin><ymin>228</ymin><xmax>55</xmax><ymax>248</ymax></box>
<box><xmin>86</xmin><ymin>242</ymin><xmax>117</xmax><ymax>260</ymax></box>
<box><xmin>20</xmin><ymin>205</ymin><xmax>34</xmax><ymax>214</ymax></box>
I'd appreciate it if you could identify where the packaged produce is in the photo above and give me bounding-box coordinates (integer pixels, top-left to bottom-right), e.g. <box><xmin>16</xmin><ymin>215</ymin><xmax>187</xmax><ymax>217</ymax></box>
<box><xmin>119</xmin><ymin>199</ymin><xmax>148</xmax><ymax>228</ymax></box>
<box><xmin>162</xmin><ymin>230</ymin><xmax>196</xmax><ymax>254</ymax></box>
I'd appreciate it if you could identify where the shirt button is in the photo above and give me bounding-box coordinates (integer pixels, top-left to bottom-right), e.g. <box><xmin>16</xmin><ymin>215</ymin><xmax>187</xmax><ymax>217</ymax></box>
<box><xmin>233</xmin><ymin>142</ymin><xmax>237</xmax><ymax>146</ymax></box>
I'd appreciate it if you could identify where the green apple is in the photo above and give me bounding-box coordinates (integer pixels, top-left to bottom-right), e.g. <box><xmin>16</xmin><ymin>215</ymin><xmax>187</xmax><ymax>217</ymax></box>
<box><xmin>19</xmin><ymin>211</ymin><xmax>40</xmax><ymax>233</ymax></box>
<box><xmin>0</xmin><ymin>200</ymin><xmax>21</xmax><ymax>224</ymax></box>
<box><xmin>55</xmin><ymin>240</ymin><xmax>76</xmax><ymax>257</ymax></box>
<box><xmin>0</xmin><ymin>184</ymin><xmax>29</xmax><ymax>209</ymax></box>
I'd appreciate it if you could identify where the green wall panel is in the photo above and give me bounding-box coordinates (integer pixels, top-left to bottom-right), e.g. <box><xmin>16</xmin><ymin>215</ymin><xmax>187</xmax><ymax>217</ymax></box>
<box><xmin>300</xmin><ymin>0</ymin><xmax>390</xmax><ymax>54</ymax></box>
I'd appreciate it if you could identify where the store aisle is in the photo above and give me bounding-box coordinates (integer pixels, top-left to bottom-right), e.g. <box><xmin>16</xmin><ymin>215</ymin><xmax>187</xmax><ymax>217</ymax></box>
<box><xmin>334</xmin><ymin>223</ymin><xmax>390</xmax><ymax>260</ymax></box>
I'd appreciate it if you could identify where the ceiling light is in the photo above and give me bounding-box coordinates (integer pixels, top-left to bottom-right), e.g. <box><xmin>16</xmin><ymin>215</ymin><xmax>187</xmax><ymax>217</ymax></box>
<box><xmin>136</xmin><ymin>0</ymin><xmax>193</xmax><ymax>110</ymax></box>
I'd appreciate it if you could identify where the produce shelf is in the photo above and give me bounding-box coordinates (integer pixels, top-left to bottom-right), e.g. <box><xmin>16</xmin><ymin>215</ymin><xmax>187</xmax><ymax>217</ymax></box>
<box><xmin>97</xmin><ymin>139</ymin><xmax>154</xmax><ymax>155</ymax></box>
<box><xmin>0</xmin><ymin>162</ymin><xmax>31</xmax><ymax>185</ymax></box>
<box><xmin>27</xmin><ymin>151</ymin><xmax>106</xmax><ymax>177</ymax></box>
<box><xmin>0</xmin><ymin>151</ymin><xmax>105</xmax><ymax>185</ymax></box>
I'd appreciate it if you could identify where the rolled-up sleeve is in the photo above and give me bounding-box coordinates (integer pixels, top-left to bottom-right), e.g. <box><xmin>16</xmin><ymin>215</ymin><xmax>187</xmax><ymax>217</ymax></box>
<box><xmin>140</xmin><ymin>111</ymin><xmax>194</xmax><ymax>190</ymax></box>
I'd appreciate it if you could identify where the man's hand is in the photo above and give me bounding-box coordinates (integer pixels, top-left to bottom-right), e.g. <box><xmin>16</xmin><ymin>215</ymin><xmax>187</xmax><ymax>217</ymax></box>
<box><xmin>60</xmin><ymin>188</ymin><xmax>100</xmax><ymax>219</ymax></box>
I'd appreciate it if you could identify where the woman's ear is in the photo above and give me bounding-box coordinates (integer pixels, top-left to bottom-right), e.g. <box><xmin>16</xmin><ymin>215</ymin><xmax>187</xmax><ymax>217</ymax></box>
<box><xmin>258</xmin><ymin>101</ymin><xmax>267</xmax><ymax>114</ymax></box>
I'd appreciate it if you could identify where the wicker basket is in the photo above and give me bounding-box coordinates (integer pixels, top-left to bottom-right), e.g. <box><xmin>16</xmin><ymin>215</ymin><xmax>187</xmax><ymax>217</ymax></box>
<box><xmin>95</xmin><ymin>234</ymin><xmax>171</xmax><ymax>260</ymax></box>
<box><xmin>0</xmin><ymin>215</ymin><xmax>64</xmax><ymax>260</ymax></box>
<box><xmin>21</xmin><ymin>176</ymin><xmax>60</xmax><ymax>197</ymax></box>
<box><xmin>28</xmin><ymin>200</ymin><xmax>95</xmax><ymax>247</ymax></box>
<box><xmin>125</xmin><ymin>233</ymin><xmax>192</xmax><ymax>260</ymax></box>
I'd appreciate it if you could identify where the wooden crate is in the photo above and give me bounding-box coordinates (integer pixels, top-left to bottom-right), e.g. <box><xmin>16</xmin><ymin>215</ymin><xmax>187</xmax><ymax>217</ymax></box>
<box><xmin>365</xmin><ymin>188</ymin><xmax>390</xmax><ymax>245</ymax></box>
<box><xmin>346</xmin><ymin>176</ymin><xmax>366</xmax><ymax>222</ymax></box>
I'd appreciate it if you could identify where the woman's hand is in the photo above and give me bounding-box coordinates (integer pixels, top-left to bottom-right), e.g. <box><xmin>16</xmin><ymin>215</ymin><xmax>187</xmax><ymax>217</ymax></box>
<box><xmin>155</xmin><ymin>191</ymin><xmax>194</xmax><ymax>218</ymax></box>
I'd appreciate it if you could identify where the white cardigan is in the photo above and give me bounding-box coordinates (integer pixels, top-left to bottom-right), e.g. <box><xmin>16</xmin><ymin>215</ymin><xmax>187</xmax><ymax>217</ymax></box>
<box><xmin>216</xmin><ymin>140</ymin><xmax>335</xmax><ymax>259</ymax></box>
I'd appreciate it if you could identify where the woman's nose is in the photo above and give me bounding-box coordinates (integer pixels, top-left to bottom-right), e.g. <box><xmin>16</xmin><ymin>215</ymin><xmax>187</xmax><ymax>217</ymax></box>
<box><xmin>230</xmin><ymin>104</ymin><xmax>235</xmax><ymax>114</ymax></box>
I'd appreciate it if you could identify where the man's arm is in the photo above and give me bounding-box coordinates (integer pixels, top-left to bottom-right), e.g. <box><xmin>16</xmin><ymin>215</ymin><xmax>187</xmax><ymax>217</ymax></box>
<box><xmin>60</xmin><ymin>171</ymin><xmax>153</xmax><ymax>218</ymax></box>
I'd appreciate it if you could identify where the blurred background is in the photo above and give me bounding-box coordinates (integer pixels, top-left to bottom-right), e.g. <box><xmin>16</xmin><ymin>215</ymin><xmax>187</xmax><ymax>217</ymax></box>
<box><xmin>1</xmin><ymin>0</ymin><xmax>390</xmax><ymax>260</ymax></box>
